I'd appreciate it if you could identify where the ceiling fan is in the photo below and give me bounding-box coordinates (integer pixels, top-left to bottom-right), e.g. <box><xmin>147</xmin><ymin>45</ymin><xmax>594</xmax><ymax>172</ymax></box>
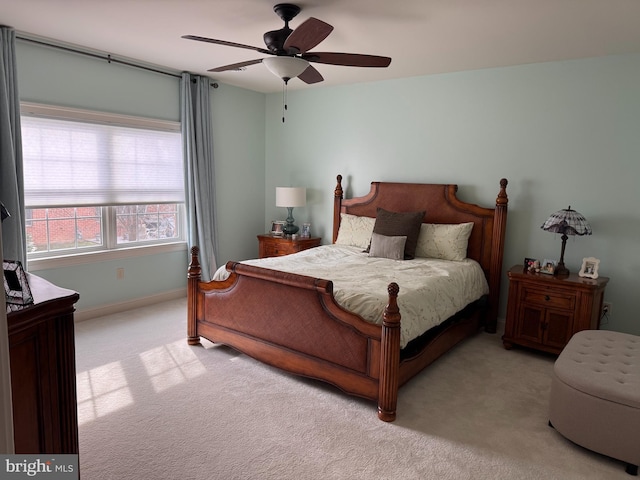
<box><xmin>182</xmin><ymin>3</ymin><xmax>392</xmax><ymax>85</ymax></box>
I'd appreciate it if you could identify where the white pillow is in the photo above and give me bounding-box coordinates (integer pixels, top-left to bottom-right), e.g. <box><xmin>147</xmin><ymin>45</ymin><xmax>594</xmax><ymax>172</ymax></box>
<box><xmin>368</xmin><ymin>232</ymin><xmax>407</xmax><ymax>260</ymax></box>
<box><xmin>335</xmin><ymin>213</ymin><xmax>375</xmax><ymax>249</ymax></box>
<box><xmin>414</xmin><ymin>222</ymin><xmax>474</xmax><ymax>261</ymax></box>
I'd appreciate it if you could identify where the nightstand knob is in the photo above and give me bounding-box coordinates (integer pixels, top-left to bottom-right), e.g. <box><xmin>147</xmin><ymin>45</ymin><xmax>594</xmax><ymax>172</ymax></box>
<box><xmin>545</xmin><ymin>295</ymin><xmax>551</xmax><ymax>301</ymax></box>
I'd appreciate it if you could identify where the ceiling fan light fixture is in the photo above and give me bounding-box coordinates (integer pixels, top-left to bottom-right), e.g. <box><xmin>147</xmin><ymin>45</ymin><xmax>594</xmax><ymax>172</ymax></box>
<box><xmin>263</xmin><ymin>56</ymin><xmax>309</xmax><ymax>82</ymax></box>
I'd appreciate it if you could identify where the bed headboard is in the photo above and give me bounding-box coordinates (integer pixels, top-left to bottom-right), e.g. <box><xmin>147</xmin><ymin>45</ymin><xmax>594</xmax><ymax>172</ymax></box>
<box><xmin>332</xmin><ymin>174</ymin><xmax>509</xmax><ymax>332</ymax></box>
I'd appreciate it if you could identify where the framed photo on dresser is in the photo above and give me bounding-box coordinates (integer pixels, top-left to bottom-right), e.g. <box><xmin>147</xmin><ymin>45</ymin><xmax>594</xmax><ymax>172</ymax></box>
<box><xmin>270</xmin><ymin>221</ymin><xmax>285</xmax><ymax>236</ymax></box>
<box><xmin>579</xmin><ymin>257</ymin><xmax>600</xmax><ymax>279</ymax></box>
<box><xmin>3</xmin><ymin>260</ymin><xmax>33</xmax><ymax>306</ymax></box>
<box><xmin>540</xmin><ymin>259</ymin><xmax>557</xmax><ymax>275</ymax></box>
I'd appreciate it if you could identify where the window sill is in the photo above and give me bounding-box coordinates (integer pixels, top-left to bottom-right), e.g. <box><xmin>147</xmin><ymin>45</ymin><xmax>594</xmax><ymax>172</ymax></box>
<box><xmin>27</xmin><ymin>242</ymin><xmax>188</xmax><ymax>271</ymax></box>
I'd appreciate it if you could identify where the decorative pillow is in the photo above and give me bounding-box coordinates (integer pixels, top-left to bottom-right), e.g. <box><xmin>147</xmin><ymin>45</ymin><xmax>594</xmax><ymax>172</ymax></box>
<box><xmin>371</xmin><ymin>208</ymin><xmax>425</xmax><ymax>259</ymax></box>
<box><xmin>414</xmin><ymin>222</ymin><xmax>474</xmax><ymax>261</ymax></box>
<box><xmin>368</xmin><ymin>232</ymin><xmax>407</xmax><ymax>260</ymax></box>
<box><xmin>335</xmin><ymin>213</ymin><xmax>376</xmax><ymax>249</ymax></box>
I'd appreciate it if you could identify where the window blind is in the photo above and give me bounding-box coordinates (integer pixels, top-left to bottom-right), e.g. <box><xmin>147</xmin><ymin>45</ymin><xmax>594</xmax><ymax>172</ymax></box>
<box><xmin>21</xmin><ymin>112</ymin><xmax>184</xmax><ymax>208</ymax></box>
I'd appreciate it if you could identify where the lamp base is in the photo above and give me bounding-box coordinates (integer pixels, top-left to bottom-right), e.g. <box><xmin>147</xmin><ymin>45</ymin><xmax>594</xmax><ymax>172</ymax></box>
<box><xmin>555</xmin><ymin>234</ymin><xmax>570</xmax><ymax>276</ymax></box>
<box><xmin>283</xmin><ymin>206</ymin><xmax>299</xmax><ymax>235</ymax></box>
<box><xmin>283</xmin><ymin>222</ymin><xmax>299</xmax><ymax>235</ymax></box>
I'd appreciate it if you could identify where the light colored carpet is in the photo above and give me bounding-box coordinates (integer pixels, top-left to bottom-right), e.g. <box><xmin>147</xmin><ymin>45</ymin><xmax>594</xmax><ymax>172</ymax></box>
<box><xmin>74</xmin><ymin>298</ymin><xmax>628</xmax><ymax>479</ymax></box>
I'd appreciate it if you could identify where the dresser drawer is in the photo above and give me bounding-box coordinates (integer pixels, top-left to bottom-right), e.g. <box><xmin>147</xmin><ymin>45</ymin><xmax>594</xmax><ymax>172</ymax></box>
<box><xmin>522</xmin><ymin>286</ymin><xmax>575</xmax><ymax>310</ymax></box>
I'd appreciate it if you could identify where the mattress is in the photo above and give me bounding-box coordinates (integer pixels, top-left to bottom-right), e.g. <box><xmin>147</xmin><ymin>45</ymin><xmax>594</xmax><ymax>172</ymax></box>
<box><xmin>213</xmin><ymin>244</ymin><xmax>489</xmax><ymax>348</ymax></box>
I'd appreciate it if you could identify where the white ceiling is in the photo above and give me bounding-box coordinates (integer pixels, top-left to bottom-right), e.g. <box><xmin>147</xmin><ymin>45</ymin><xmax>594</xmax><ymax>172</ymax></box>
<box><xmin>3</xmin><ymin>0</ymin><xmax>640</xmax><ymax>93</ymax></box>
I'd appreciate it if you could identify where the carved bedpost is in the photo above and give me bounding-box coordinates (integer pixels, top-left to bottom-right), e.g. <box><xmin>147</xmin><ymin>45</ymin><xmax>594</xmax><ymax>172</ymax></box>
<box><xmin>378</xmin><ymin>282</ymin><xmax>401</xmax><ymax>422</ymax></box>
<box><xmin>487</xmin><ymin>178</ymin><xmax>509</xmax><ymax>333</ymax></box>
<box><xmin>333</xmin><ymin>174</ymin><xmax>343</xmax><ymax>244</ymax></box>
<box><xmin>187</xmin><ymin>246</ymin><xmax>202</xmax><ymax>345</ymax></box>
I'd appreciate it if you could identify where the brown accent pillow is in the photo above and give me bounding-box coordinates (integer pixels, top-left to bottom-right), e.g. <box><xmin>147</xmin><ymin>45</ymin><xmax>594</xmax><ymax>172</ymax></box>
<box><xmin>372</xmin><ymin>208</ymin><xmax>425</xmax><ymax>259</ymax></box>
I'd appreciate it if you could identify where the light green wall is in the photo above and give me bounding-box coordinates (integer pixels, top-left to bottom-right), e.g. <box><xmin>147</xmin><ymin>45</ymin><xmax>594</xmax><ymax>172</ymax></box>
<box><xmin>210</xmin><ymin>82</ymin><xmax>266</xmax><ymax>263</ymax></box>
<box><xmin>265</xmin><ymin>54</ymin><xmax>640</xmax><ymax>335</ymax></box>
<box><xmin>16</xmin><ymin>42</ymin><xmax>180</xmax><ymax>120</ymax></box>
<box><xmin>15</xmin><ymin>40</ymin><xmax>265</xmax><ymax>313</ymax></box>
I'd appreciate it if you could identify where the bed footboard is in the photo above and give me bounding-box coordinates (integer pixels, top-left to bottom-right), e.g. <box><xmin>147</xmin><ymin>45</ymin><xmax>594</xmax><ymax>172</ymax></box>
<box><xmin>187</xmin><ymin>247</ymin><xmax>402</xmax><ymax>421</ymax></box>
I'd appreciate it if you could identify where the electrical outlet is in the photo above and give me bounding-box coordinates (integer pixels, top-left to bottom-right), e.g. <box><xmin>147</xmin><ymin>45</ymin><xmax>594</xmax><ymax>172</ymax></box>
<box><xmin>603</xmin><ymin>302</ymin><xmax>612</xmax><ymax>317</ymax></box>
<box><xmin>116</xmin><ymin>267</ymin><xmax>125</xmax><ymax>280</ymax></box>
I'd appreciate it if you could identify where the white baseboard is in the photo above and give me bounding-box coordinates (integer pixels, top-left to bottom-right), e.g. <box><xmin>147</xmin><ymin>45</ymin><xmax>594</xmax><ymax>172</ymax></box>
<box><xmin>74</xmin><ymin>288</ymin><xmax>187</xmax><ymax>322</ymax></box>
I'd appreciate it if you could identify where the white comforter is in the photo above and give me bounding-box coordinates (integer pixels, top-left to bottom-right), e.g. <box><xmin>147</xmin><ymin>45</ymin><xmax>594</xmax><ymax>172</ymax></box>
<box><xmin>213</xmin><ymin>244</ymin><xmax>489</xmax><ymax>348</ymax></box>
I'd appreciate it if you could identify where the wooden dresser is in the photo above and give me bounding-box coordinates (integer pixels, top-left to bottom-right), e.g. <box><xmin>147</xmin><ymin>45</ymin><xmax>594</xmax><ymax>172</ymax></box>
<box><xmin>257</xmin><ymin>234</ymin><xmax>321</xmax><ymax>258</ymax></box>
<box><xmin>503</xmin><ymin>265</ymin><xmax>609</xmax><ymax>355</ymax></box>
<box><xmin>7</xmin><ymin>274</ymin><xmax>80</xmax><ymax>454</ymax></box>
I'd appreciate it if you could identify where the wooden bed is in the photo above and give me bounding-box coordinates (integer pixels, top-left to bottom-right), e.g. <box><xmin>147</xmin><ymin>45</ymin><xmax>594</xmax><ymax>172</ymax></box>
<box><xmin>187</xmin><ymin>175</ymin><xmax>508</xmax><ymax>421</ymax></box>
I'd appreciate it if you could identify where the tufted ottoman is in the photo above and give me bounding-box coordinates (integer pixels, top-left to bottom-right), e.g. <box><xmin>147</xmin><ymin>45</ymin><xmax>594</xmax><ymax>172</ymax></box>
<box><xmin>549</xmin><ymin>330</ymin><xmax>640</xmax><ymax>475</ymax></box>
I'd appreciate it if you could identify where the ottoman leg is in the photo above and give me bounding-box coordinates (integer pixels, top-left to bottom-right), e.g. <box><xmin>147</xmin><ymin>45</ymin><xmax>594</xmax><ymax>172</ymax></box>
<box><xmin>626</xmin><ymin>464</ymin><xmax>638</xmax><ymax>476</ymax></box>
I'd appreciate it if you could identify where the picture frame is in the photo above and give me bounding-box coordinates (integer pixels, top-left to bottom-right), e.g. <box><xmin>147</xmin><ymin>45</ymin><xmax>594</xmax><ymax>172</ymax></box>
<box><xmin>3</xmin><ymin>260</ymin><xmax>34</xmax><ymax>306</ymax></box>
<box><xmin>524</xmin><ymin>257</ymin><xmax>537</xmax><ymax>270</ymax></box>
<box><xmin>579</xmin><ymin>257</ymin><xmax>600</xmax><ymax>279</ymax></box>
<box><xmin>270</xmin><ymin>221</ymin><xmax>285</xmax><ymax>236</ymax></box>
<box><xmin>300</xmin><ymin>223</ymin><xmax>311</xmax><ymax>238</ymax></box>
<box><xmin>540</xmin><ymin>259</ymin><xmax>557</xmax><ymax>275</ymax></box>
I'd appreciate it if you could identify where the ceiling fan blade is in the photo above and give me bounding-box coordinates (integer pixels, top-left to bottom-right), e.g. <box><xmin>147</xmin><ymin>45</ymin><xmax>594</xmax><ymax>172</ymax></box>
<box><xmin>283</xmin><ymin>17</ymin><xmax>334</xmax><ymax>54</ymax></box>
<box><xmin>182</xmin><ymin>35</ymin><xmax>272</xmax><ymax>55</ymax></box>
<box><xmin>298</xmin><ymin>65</ymin><xmax>324</xmax><ymax>84</ymax></box>
<box><xmin>208</xmin><ymin>59</ymin><xmax>264</xmax><ymax>73</ymax></box>
<box><xmin>302</xmin><ymin>52</ymin><xmax>391</xmax><ymax>68</ymax></box>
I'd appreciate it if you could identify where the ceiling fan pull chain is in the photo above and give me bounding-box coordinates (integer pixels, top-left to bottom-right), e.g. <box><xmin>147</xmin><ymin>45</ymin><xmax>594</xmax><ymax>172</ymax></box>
<box><xmin>282</xmin><ymin>81</ymin><xmax>288</xmax><ymax>123</ymax></box>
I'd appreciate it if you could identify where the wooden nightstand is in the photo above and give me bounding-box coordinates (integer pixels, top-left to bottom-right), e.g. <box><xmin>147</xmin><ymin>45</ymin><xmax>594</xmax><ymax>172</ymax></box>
<box><xmin>257</xmin><ymin>234</ymin><xmax>321</xmax><ymax>258</ymax></box>
<box><xmin>502</xmin><ymin>265</ymin><xmax>609</xmax><ymax>355</ymax></box>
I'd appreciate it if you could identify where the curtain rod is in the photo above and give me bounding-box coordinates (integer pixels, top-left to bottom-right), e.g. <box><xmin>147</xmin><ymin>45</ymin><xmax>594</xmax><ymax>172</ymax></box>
<box><xmin>16</xmin><ymin>35</ymin><xmax>219</xmax><ymax>88</ymax></box>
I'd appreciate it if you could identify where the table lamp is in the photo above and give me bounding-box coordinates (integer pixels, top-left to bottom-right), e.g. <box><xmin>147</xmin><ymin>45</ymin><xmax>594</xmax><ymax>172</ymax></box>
<box><xmin>541</xmin><ymin>206</ymin><xmax>592</xmax><ymax>276</ymax></box>
<box><xmin>276</xmin><ymin>187</ymin><xmax>306</xmax><ymax>236</ymax></box>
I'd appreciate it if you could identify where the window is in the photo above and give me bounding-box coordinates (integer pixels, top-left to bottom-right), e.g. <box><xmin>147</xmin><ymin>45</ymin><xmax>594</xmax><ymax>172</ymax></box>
<box><xmin>21</xmin><ymin>103</ymin><xmax>185</xmax><ymax>260</ymax></box>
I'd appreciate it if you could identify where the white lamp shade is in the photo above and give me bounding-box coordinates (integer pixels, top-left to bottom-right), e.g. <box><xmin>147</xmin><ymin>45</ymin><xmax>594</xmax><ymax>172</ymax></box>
<box><xmin>263</xmin><ymin>56</ymin><xmax>309</xmax><ymax>81</ymax></box>
<box><xmin>276</xmin><ymin>187</ymin><xmax>306</xmax><ymax>208</ymax></box>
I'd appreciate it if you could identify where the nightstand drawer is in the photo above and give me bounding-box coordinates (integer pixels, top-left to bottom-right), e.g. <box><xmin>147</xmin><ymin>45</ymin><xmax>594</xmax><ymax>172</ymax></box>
<box><xmin>522</xmin><ymin>286</ymin><xmax>575</xmax><ymax>310</ymax></box>
<box><xmin>263</xmin><ymin>242</ymin><xmax>287</xmax><ymax>257</ymax></box>
<box><xmin>257</xmin><ymin>234</ymin><xmax>321</xmax><ymax>258</ymax></box>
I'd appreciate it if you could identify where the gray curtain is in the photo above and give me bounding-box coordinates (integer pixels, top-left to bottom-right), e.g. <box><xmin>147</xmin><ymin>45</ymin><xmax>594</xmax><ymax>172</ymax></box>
<box><xmin>181</xmin><ymin>73</ymin><xmax>218</xmax><ymax>281</ymax></box>
<box><xmin>0</xmin><ymin>26</ymin><xmax>25</xmax><ymax>265</ymax></box>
